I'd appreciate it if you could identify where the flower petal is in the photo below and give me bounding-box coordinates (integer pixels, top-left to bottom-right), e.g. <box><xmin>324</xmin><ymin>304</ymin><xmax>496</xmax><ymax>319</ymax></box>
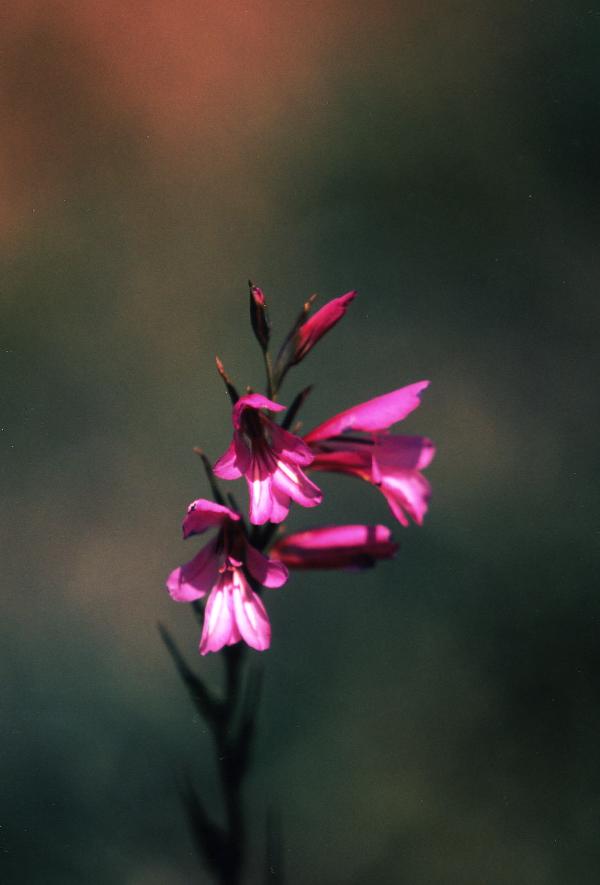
<box><xmin>167</xmin><ymin>539</ymin><xmax>220</xmax><ymax>601</ymax></box>
<box><xmin>270</xmin><ymin>422</ymin><xmax>314</xmax><ymax>466</ymax></box>
<box><xmin>373</xmin><ymin>435</ymin><xmax>436</xmax><ymax>472</ymax></box>
<box><xmin>271</xmin><ymin>459</ymin><xmax>323</xmax><ymax>509</ymax></box>
<box><xmin>304</xmin><ymin>381</ymin><xmax>430</xmax><ymax>441</ymax></box>
<box><xmin>309</xmin><ymin>448</ymin><xmax>371</xmax><ymax>474</ymax></box>
<box><xmin>200</xmin><ymin>582</ymin><xmax>234</xmax><ymax>654</ymax></box>
<box><xmin>247</xmin><ymin>474</ymin><xmax>275</xmax><ymax>525</ymax></box>
<box><xmin>213</xmin><ymin>431</ymin><xmax>251</xmax><ymax>479</ymax></box>
<box><xmin>269</xmin><ymin>484</ymin><xmax>292</xmax><ymax>523</ymax></box>
<box><xmin>271</xmin><ymin>524</ymin><xmax>398</xmax><ymax>569</ymax></box>
<box><xmin>182</xmin><ymin>498</ymin><xmax>239</xmax><ymax>538</ymax></box>
<box><xmin>232</xmin><ymin>393</ymin><xmax>285</xmax><ymax>429</ymax></box>
<box><xmin>245</xmin><ymin>542</ymin><xmax>289</xmax><ymax>588</ymax></box>
<box><xmin>231</xmin><ymin>573</ymin><xmax>271</xmax><ymax>651</ymax></box>
<box><xmin>380</xmin><ymin>470</ymin><xmax>432</xmax><ymax>526</ymax></box>
<box><xmin>278</xmin><ymin>524</ymin><xmax>393</xmax><ymax>549</ymax></box>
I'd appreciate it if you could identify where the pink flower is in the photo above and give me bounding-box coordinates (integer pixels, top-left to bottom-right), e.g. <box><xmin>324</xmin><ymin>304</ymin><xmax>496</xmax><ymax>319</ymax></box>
<box><xmin>213</xmin><ymin>393</ymin><xmax>323</xmax><ymax>525</ymax></box>
<box><xmin>270</xmin><ymin>524</ymin><xmax>398</xmax><ymax>570</ymax></box>
<box><xmin>291</xmin><ymin>290</ymin><xmax>357</xmax><ymax>364</ymax></box>
<box><xmin>304</xmin><ymin>382</ymin><xmax>435</xmax><ymax>526</ymax></box>
<box><xmin>166</xmin><ymin>499</ymin><xmax>288</xmax><ymax>654</ymax></box>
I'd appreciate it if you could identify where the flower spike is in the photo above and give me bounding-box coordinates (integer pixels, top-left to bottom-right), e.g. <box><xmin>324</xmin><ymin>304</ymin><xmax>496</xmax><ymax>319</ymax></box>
<box><xmin>166</xmin><ymin>280</ymin><xmax>435</xmax><ymax>658</ymax></box>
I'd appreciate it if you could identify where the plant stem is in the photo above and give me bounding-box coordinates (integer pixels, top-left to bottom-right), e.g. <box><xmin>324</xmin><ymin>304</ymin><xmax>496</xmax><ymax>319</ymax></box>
<box><xmin>264</xmin><ymin>348</ymin><xmax>276</xmax><ymax>400</ymax></box>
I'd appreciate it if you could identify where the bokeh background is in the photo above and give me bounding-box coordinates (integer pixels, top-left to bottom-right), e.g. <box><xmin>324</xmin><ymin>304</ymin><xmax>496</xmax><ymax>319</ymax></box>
<box><xmin>2</xmin><ymin>2</ymin><xmax>599</xmax><ymax>883</ymax></box>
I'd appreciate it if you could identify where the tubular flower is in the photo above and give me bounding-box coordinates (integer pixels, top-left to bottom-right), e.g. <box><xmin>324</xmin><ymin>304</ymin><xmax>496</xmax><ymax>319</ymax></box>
<box><xmin>291</xmin><ymin>290</ymin><xmax>357</xmax><ymax>365</ymax></box>
<box><xmin>304</xmin><ymin>382</ymin><xmax>435</xmax><ymax>526</ymax></box>
<box><xmin>213</xmin><ymin>393</ymin><xmax>323</xmax><ymax>525</ymax></box>
<box><xmin>166</xmin><ymin>499</ymin><xmax>288</xmax><ymax>654</ymax></box>
<box><xmin>271</xmin><ymin>524</ymin><xmax>398</xmax><ymax>570</ymax></box>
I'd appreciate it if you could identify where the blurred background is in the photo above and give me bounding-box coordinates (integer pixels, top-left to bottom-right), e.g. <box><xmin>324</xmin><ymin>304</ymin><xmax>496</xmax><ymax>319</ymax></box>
<box><xmin>2</xmin><ymin>2</ymin><xmax>599</xmax><ymax>882</ymax></box>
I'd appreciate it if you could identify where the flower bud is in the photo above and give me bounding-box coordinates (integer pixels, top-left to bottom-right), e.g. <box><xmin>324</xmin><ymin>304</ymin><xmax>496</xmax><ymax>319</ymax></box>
<box><xmin>292</xmin><ymin>290</ymin><xmax>356</xmax><ymax>365</ymax></box>
<box><xmin>249</xmin><ymin>281</ymin><xmax>271</xmax><ymax>351</ymax></box>
<box><xmin>270</xmin><ymin>524</ymin><xmax>398</xmax><ymax>570</ymax></box>
<box><xmin>275</xmin><ymin>291</ymin><xmax>357</xmax><ymax>382</ymax></box>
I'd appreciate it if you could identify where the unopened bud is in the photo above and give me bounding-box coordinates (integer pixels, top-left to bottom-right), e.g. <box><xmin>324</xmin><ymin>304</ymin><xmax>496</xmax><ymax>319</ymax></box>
<box><xmin>249</xmin><ymin>280</ymin><xmax>271</xmax><ymax>351</ymax></box>
<box><xmin>274</xmin><ymin>291</ymin><xmax>357</xmax><ymax>384</ymax></box>
<box><xmin>291</xmin><ymin>291</ymin><xmax>357</xmax><ymax>365</ymax></box>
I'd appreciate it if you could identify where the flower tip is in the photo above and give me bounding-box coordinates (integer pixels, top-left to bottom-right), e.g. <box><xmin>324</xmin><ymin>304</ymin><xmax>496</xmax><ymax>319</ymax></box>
<box><xmin>249</xmin><ymin>282</ymin><xmax>266</xmax><ymax>306</ymax></box>
<box><xmin>412</xmin><ymin>379</ymin><xmax>431</xmax><ymax>405</ymax></box>
<box><xmin>215</xmin><ymin>355</ymin><xmax>228</xmax><ymax>382</ymax></box>
<box><xmin>215</xmin><ymin>356</ymin><xmax>239</xmax><ymax>403</ymax></box>
<box><xmin>165</xmin><ymin>569</ymin><xmax>178</xmax><ymax>594</ymax></box>
<box><xmin>374</xmin><ymin>524</ymin><xmax>393</xmax><ymax>541</ymax></box>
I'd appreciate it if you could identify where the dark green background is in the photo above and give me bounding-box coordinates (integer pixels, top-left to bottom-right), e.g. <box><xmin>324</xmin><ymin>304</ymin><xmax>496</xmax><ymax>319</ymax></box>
<box><xmin>2</xmin><ymin>2</ymin><xmax>599</xmax><ymax>882</ymax></box>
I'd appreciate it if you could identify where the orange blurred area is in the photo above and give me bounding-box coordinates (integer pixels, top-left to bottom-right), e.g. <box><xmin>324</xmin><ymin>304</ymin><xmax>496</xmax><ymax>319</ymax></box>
<box><xmin>0</xmin><ymin>0</ymin><xmax>411</xmax><ymax>244</ymax></box>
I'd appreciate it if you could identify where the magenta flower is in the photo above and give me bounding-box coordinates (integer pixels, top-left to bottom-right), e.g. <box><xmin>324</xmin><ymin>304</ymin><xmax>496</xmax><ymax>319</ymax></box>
<box><xmin>166</xmin><ymin>499</ymin><xmax>288</xmax><ymax>654</ymax></box>
<box><xmin>290</xmin><ymin>290</ymin><xmax>357</xmax><ymax>365</ymax></box>
<box><xmin>213</xmin><ymin>393</ymin><xmax>323</xmax><ymax>525</ymax></box>
<box><xmin>271</xmin><ymin>524</ymin><xmax>398</xmax><ymax>570</ymax></box>
<box><xmin>304</xmin><ymin>381</ymin><xmax>435</xmax><ymax>526</ymax></box>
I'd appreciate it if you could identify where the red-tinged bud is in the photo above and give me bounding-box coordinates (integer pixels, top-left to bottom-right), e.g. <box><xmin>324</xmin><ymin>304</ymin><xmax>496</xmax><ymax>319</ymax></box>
<box><xmin>270</xmin><ymin>524</ymin><xmax>398</xmax><ymax>570</ymax></box>
<box><xmin>274</xmin><ymin>291</ymin><xmax>356</xmax><ymax>386</ymax></box>
<box><xmin>249</xmin><ymin>280</ymin><xmax>271</xmax><ymax>351</ymax></box>
<box><xmin>292</xmin><ymin>290</ymin><xmax>357</xmax><ymax>365</ymax></box>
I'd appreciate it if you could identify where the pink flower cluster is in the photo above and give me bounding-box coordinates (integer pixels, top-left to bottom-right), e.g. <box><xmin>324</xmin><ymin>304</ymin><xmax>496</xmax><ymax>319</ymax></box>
<box><xmin>167</xmin><ymin>286</ymin><xmax>435</xmax><ymax>654</ymax></box>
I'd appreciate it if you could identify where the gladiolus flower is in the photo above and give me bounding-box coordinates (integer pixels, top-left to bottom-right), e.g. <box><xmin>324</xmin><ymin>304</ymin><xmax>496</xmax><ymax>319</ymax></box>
<box><xmin>304</xmin><ymin>382</ymin><xmax>435</xmax><ymax>526</ymax></box>
<box><xmin>213</xmin><ymin>393</ymin><xmax>323</xmax><ymax>525</ymax></box>
<box><xmin>166</xmin><ymin>499</ymin><xmax>288</xmax><ymax>654</ymax></box>
<box><xmin>271</xmin><ymin>524</ymin><xmax>398</xmax><ymax>570</ymax></box>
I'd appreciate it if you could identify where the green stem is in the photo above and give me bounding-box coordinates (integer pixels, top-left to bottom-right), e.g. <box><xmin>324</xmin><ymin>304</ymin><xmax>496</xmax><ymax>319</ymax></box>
<box><xmin>264</xmin><ymin>349</ymin><xmax>276</xmax><ymax>400</ymax></box>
